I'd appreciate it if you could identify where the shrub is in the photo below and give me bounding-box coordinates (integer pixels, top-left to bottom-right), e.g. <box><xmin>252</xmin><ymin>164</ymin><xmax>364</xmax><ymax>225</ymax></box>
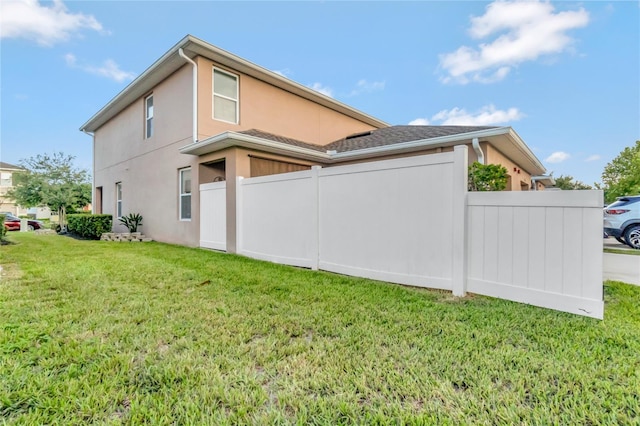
<box><xmin>468</xmin><ymin>162</ymin><xmax>509</xmax><ymax>191</ymax></box>
<box><xmin>0</xmin><ymin>215</ymin><xmax>6</xmax><ymax>242</ymax></box>
<box><xmin>119</xmin><ymin>213</ymin><xmax>143</xmax><ymax>233</ymax></box>
<box><xmin>67</xmin><ymin>214</ymin><xmax>113</xmax><ymax>239</ymax></box>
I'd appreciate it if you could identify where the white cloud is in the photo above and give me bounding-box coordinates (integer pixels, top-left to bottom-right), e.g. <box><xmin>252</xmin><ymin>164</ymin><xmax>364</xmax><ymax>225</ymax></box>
<box><xmin>545</xmin><ymin>151</ymin><xmax>570</xmax><ymax>163</ymax></box>
<box><xmin>585</xmin><ymin>154</ymin><xmax>601</xmax><ymax>162</ymax></box>
<box><xmin>64</xmin><ymin>52</ymin><xmax>77</xmax><ymax>66</ymax></box>
<box><xmin>308</xmin><ymin>82</ymin><xmax>333</xmax><ymax>97</ymax></box>
<box><xmin>1</xmin><ymin>0</ymin><xmax>105</xmax><ymax>46</ymax></box>
<box><xmin>349</xmin><ymin>79</ymin><xmax>385</xmax><ymax>96</ymax></box>
<box><xmin>65</xmin><ymin>53</ymin><xmax>135</xmax><ymax>83</ymax></box>
<box><xmin>439</xmin><ymin>0</ymin><xmax>589</xmax><ymax>84</ymax></box>
<box><xmin>429</xmin><ymin>104</ymin><xmax>524</xmax><ymax>125</ymax></box>
<box><xmin>409</xmin><ymin>118</ymin><xmax>430</xmax><ymax>125</ymax></box>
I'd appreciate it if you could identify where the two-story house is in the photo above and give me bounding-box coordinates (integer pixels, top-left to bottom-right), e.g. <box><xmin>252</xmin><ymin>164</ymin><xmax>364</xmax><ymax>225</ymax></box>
<box><xmin>0</xmin><ymin>162</ymin><xmax>27</xmax><ymax>216</ymax></box>
<box><xmin>80</xmin><ymin>35</ymin><xmax>551</xmax><ymax>249</ymax></box>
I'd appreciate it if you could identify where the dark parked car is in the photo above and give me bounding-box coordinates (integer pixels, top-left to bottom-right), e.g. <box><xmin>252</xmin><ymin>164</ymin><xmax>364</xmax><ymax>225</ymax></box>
<box><xmin>1</xmin><ymin>213</ymin><xmax>45</xmax><ymax>231</ymax></box>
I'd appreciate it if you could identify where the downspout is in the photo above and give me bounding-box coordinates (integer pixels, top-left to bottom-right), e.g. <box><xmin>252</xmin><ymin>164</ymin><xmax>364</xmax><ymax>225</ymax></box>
<box><xmin>472</xmin><ymin>137</ymin><xmax>484</xmax><ymax>164</ymax></box>
<box><xmin>178</xmin><ymin>48</ymin><xmax>198</xmax><ymax>143</ymax></box>
<box><xmin>80</xmin><ymin>129</ymin><xmax>95</xmax><ymax>227</ymax></box>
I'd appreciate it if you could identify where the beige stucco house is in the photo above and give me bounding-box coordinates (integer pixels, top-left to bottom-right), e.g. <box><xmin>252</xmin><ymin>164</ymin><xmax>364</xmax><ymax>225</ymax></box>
<box><xmin>80</xmin><ymin>35</ymin><xmax>551</xmax><ymax>248</ymax></box>
<box><xmin>0</xmin><ymin>162</ymin><xmax>27</xmax><ymax>216</ymax></box>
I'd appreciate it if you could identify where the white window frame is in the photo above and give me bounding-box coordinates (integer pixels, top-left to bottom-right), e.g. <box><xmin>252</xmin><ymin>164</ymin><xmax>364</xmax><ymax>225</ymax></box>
<box><xmin>179</xmin><ymin>168</ymin><xmax>191</xmax><ymax>221</ymax></box>
<box><xmin>212</xmin><ymin>67</ymin><xmax>239</xmax><ymax>124</ymax></box>
<box><xmin>145</xmin><ymin>94</ymin><xmax>154</xmax><ymax>139</ymax></box>
<box><xmin>115</xmin><ymin>182</ymin><xmax>122</xmax><ymax>218</ymax></box>
<box><xmin>0</xmin><ymin>172</ymin><xmax>12</xmax><ymax>187</ymax></box>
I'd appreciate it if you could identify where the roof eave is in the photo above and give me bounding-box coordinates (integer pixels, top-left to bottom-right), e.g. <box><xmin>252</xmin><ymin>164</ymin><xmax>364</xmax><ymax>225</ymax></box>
<box><xmin>179</xmin><ymin>131</ymin><xmax>332</xmax><ymax>162</ymax></box>
<box><xmin>330</xmin><ymin>126</ymin><xmax>546</xmax><ymax>175</ymax></box>
<box><xmin>502</xmin><ymin>127</ymin><xmax>547</xmax><ymax>175</ymax></box>
<box><xmin>179</xmin><ymin>127</ymin><xmax>547</xmax><ymax>176</ymax></box>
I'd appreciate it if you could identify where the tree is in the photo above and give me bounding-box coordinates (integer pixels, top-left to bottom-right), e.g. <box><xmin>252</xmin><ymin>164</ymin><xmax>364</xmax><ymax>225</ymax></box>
<box><xmin>601</xmin><ymin>141</ymin><xmax>640</xmax><ymax>204</ymax></box>
<box><xmin>552</xmin><ymin>175</ymin><xmax>593</xmax><ymax>190</ymax></box>
<box><xmin>6</xmin><ymin>153</ymin><xmax>91</xmax><ymax>229</ymax></box>
<box><xmin>468</xmin><ymin>162</ymin><xmax>509</xmax><ymax>191</ymax></box>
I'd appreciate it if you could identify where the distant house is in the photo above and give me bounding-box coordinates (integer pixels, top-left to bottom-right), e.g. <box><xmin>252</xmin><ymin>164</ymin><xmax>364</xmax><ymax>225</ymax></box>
<box><xmin>80</xmin><ymin>35</ymin><xmax>551</xmax><ymax>247</ymax></box>
<box><xmin>0</xmin><ymin>161</ymin><xmax>27</xmax><ymax>216</ymax></box>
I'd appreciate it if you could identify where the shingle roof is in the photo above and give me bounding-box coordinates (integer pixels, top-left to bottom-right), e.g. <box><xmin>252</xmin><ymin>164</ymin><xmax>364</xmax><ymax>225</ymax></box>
<box><xmin>325</xmin><ymin>125</ymin><xmax>499</xmax><ymax>153</ymax></box>
<box><xmin>238</xmin><ymin>129</ymin><xmax>327</xmax><ymax>152</ymax></box>
<box><xmin>240</xmin><ymin>125</ymin><xmax>499</xmax><ymax>155</ymax></box>
<box><xmin>0</xmin><ymin>161</ymin><xmax>24</xmax><ymax>170</ymax></box>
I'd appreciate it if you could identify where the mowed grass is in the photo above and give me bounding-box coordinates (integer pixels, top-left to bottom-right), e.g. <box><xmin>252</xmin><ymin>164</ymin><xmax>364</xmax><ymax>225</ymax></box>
<box><xmin>1</xmin><ymin>233</ymin><xmax>639</xmax><ymax>425</ymax></box>
<box><xmin>604</xmin><ymin>248</ymin><xmax>640</xmax><ymax>256</ymax></box>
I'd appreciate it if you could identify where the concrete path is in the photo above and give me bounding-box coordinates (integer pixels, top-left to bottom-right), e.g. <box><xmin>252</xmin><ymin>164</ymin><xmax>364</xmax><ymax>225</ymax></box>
<box><xmin>603</xmin><ymin>246</ymin><xmax>640</xmax><ymax>286</ymax></box>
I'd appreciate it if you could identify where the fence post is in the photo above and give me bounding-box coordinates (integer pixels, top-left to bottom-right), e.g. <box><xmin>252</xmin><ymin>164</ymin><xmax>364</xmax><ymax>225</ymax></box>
<box><xmin>310</xmin><ymin>166</ymin><xmax>321</xmax><ymax>270</ymax></box>
<box><xmin>235</xmin><ymin>176</ymin><xmax>244</xmax><ymax>255</ymax></box>
<box><xmin>452</xmin><ymin>145</ymin><xmax>468</xmax><ymax>296</ymax></box>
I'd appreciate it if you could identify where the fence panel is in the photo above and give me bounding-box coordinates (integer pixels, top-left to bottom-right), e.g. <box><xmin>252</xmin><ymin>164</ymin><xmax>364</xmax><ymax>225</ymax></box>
<box><xmin>467</xmin><ymin>190</ymin><xmax>604</xmax><ymax>319</ymax></box>
<box><xmin>199</xmin><ymin>181</ymin><xmax>226</xmax><ymax>251</ymax></box>
<box><xmin>318</xmin><ymin>153</ymin><xmax>459</xmax><ymax>290</ymax></box>
<box><xmin>238</xmin><ymin>170</ymin><xmax>318</xmax><ymax>268</ymax></box>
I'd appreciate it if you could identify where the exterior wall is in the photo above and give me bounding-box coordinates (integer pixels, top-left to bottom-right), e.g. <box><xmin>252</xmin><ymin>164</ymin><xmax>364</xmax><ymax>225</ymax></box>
<box><xmin>483</xmin><ymin>143</ymin><xmax>534</xmax><ymax>191</ymax></box>
<box><xmin>93</xmin><ymin>56</ymin><xmax>383</xmax><ymax>247</ymax></box>
<box><xmin>195</xmin><ymin>57</ymin><xmax>379</xmax><ymax>144</ymax></box>
<box><xmin>0</xmin><ymin>167</ymin><xmax>28</xmax><ymax>216</ymax></box>
<box><xmin>93</xmin><ymin>65</ymin><xmax>198</xmax><ymax>246</ymax></box>
<box><xmin>92</xmin><ymin>49</ymin><xmax>543</xmax><ymax>248</ymax></box>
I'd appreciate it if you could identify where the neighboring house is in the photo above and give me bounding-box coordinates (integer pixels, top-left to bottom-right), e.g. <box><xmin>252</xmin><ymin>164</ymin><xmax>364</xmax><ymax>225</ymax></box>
<box><xmin>0</xmin><ymin>161</ymin><xmax>27</xmax><ymax>216</ymax></box>
<box><xmin>27</xmin><ymin>206</ymin><xmax>52</xmax><ymax>220</ymax></box>
<box><xmin>80</xmin><ymin>35</ymin><xmax>551</xmax><ymax>248</ymax></box>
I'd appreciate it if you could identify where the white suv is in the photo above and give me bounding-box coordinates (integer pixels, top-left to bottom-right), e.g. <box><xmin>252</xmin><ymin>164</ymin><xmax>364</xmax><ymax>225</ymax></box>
<box><xmin>604</xmin><ymin>195</ymin><xmax>640</xmax><ymax>249</ymax></box>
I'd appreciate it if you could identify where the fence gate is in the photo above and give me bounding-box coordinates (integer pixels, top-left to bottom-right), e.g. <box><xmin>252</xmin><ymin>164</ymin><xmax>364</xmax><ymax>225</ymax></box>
<box><xmin>199</xmin><ymin>181</ymin><xmax>226</xmax><ymax>251</ymax></box>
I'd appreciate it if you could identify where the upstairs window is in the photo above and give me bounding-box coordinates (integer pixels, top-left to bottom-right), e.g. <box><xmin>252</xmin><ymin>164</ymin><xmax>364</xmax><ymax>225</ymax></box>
<box><xmin>179</xmin><ymin>168</ymin><xmax>191</xmax><ymax>220</ymax></box>
<box><xmin>116</xmin><ymin>182</ymin><xmax>122</xmax><ymax>218</ymax></box>
<box><xmin>145</xmin><ymin>95</ymin><xmax>154</xmax><ymax>138</ymax></box>
<box><xmin>0</xmin><ymin>172</ymin><xmax>12</xmax><ymax>187</ymax></box>
<box><xmin>213</xmin><ymin>68</ymin><xmax>238</xmax><ymax>123</ymax></box>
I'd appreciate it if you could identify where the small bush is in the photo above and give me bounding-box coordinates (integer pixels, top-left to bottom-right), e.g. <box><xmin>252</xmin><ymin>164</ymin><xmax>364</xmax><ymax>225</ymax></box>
<box><xmin>0</xmin><ymin>215</ymin><xmax>6</xmax><ymax>241</ymax></box>
<box><xmin>468</xmin><ymin>162</ymin><xmax>509</xmax><ymax>191</ymax></box>
<box><xmin>119</xmin><ymin>213</ymin><xmax>143</xmax><ymax>233</ymax></box>
<box><xmin>67</xmin><ymin>214</ymin><xmax>113</xmax><ymax>239</ymax></box>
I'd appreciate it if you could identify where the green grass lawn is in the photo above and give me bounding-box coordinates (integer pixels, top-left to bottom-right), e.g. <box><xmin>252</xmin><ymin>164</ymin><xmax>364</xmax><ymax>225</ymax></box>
<box><xmin>605</xmin><ymin>248</ymin><xmax>640</xmax><ymax>256</ymax></box>
<box><xmin>1</xmin><ymin>233</ymin><xmax>639</xmax><ymax>425</ymax></box>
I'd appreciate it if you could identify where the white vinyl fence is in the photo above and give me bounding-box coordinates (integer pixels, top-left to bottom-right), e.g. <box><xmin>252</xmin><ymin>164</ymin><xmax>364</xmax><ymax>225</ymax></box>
<box><xmin>237</xmin><ymin>170</ymin><xmax>318</xmax><ymax>268</ymax></box>
<box><xmin>467</xmin><ymin>191</ymin><xmax>603</xmax><ymax>318</ymax></box>
<box><xmin>317</xmin><ymin>151</ymin><xmax>466</xmax><ymax>292</ymax></box>
<box><xmin>201</xmin><ymin>145</ymin><xmax>604</xmax><ymax>318</ymax></box>
<box><xmin>199</xmin><ymin>181</ymin><xmax>226</xmax><ymax>251</ymax></box>
<box><xmin>237</xmin><ymin>148</ymin><xmax>467</xmax><ymax>292</ymax></box>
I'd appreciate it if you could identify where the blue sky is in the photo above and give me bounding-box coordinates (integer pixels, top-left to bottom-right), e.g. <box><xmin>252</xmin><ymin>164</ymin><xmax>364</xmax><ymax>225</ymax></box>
<box><xmin>1</xmin><ymin>0</ymin><xmax>638</xmax><ymax>186</ymax></box>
